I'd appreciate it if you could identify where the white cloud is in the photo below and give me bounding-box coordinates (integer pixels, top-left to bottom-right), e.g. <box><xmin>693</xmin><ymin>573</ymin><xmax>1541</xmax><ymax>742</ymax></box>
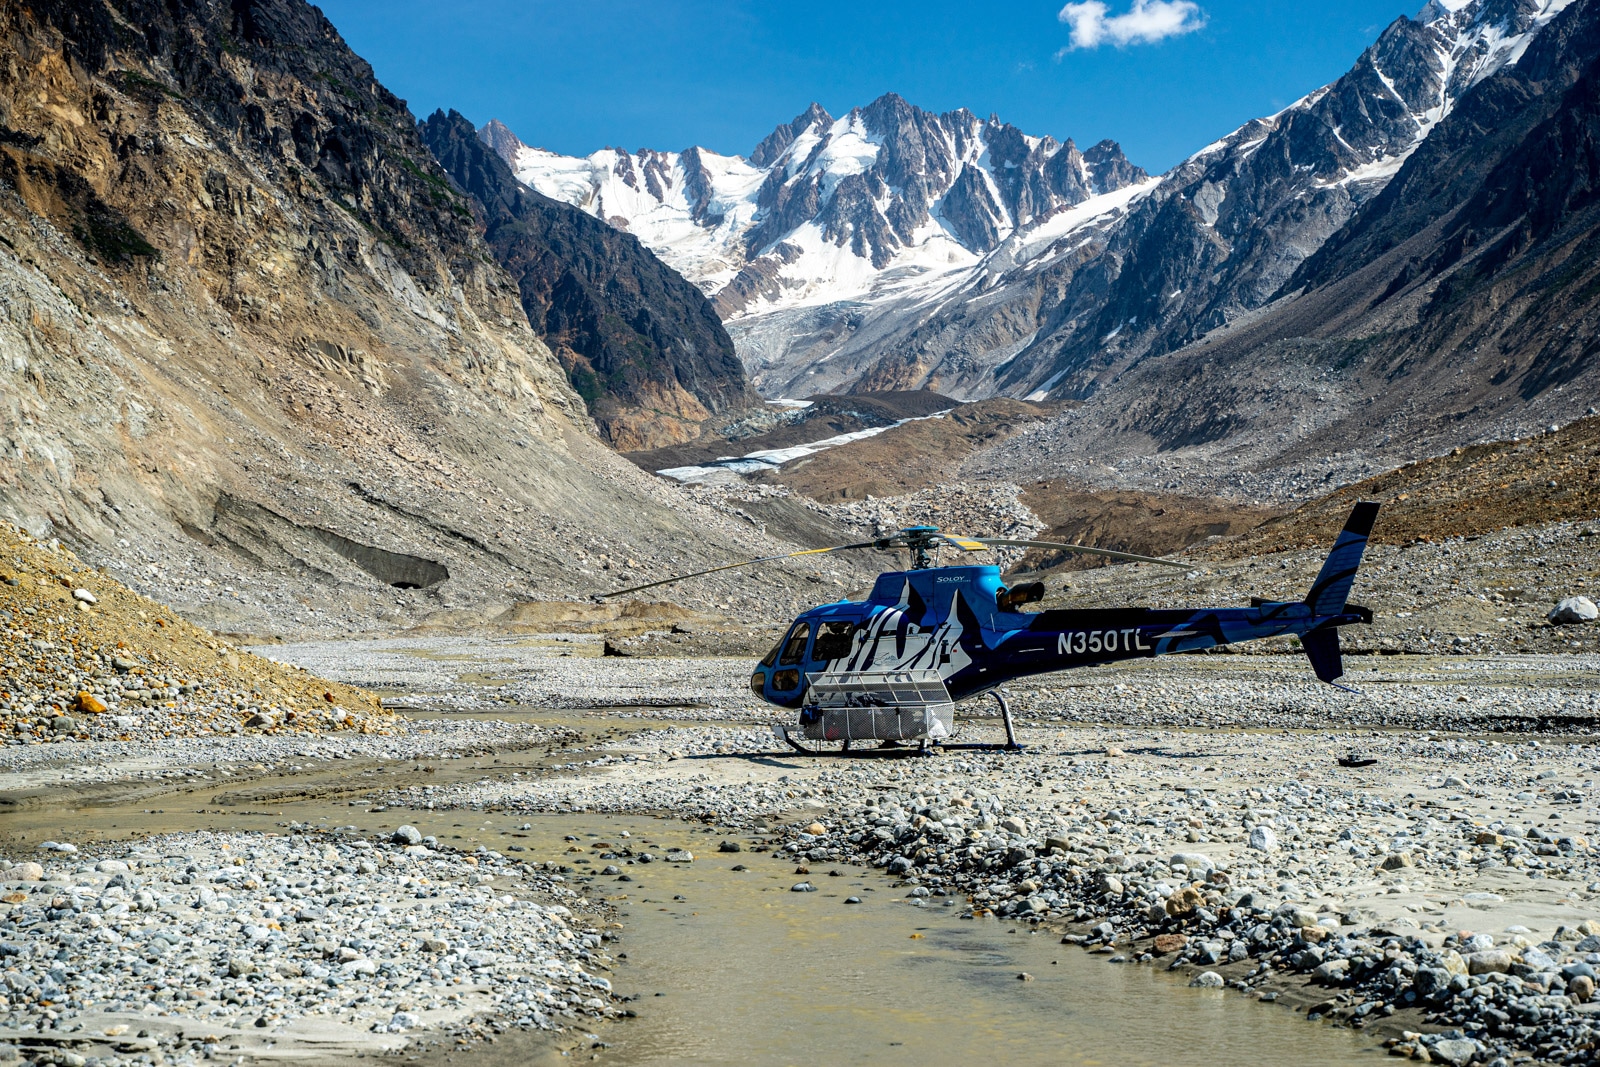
<box><xmin>1057</xmin><ymin>0</ymin><xmax>1207</xmax><ymax>50</ymax></box>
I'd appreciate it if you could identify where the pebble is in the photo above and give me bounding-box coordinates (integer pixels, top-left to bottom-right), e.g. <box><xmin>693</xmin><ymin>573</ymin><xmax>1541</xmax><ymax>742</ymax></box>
<box><xmin>1247</xmin><ymin>827</ymin><xmax>1277</xmax><ymax>852</ymax></box>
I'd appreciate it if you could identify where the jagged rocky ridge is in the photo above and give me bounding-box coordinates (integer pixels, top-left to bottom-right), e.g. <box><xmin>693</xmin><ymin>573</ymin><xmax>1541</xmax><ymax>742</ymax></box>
<box><xmin>0</xmin><ymin>0</ymin><xmax>824</xmax><ymax>638</ymax></box>
<box><xmin>805</xmin><ymin>0</ymin><xmax>1579</xmax><ymax>402</ymax></box>
<box><xmin>980</xmin><ymin>0</ymin><xmax>1584</xmax><ymax>403</ymax></box>
<box><xmin>970</xmin><ymin>0</ymin><xmax>1600</xmax><ymax>498</ymax></box>
<box><xmin>486</xmin><ymin>99</ymin><xmax>1149</xmax><ymax>395</ymax></box>
<box><xmin>420</xmin><ymin>109</ymin><xmax>756</xmax><ymax>450</ymax></box>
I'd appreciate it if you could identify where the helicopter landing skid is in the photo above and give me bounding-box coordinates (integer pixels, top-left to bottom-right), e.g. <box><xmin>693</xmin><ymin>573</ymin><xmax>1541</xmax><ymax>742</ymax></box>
<box><xmin>772</xmin><ymin>725</ymin><xmax>932</xmax><ymax>757</ymax></box>
<box><xmin>992</xmin><ymin>690</ymin><xmax>1023</xmax><ymax>752</ymax></box>
<box><xmin>774</xmin><ymin>725</ymin><xmax>819</xmax><ymax>755</ymax></box>
<box><xmin>926</xmin><ymin>692</ymin><xmax>1024</xmax><ymax>752</ymax></box>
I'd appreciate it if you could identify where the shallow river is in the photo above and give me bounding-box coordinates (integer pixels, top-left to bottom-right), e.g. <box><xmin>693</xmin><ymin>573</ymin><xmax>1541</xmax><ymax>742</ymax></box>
<box><xmin>499</xmin><ymin>814</ymin><xmax>1378</xmax><ymax>1067</ymax></box>
<box><xmin>0</xmin><ymin>753</ymin><xmax>1379</xmax><ymax>1066</ymax></box>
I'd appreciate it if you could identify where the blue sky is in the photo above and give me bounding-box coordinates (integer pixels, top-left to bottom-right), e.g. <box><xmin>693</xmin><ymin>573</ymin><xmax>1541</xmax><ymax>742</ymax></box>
<box><xmin>319</xmin><ymin>0</ymin><xmax>1428</xmax><ymax>173</ymax></box>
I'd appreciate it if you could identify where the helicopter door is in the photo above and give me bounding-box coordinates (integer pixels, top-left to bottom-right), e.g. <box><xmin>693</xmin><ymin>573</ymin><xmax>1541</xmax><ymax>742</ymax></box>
<box><xmin>811</xmin><ymin>620</ymin><xmax>856</xmax><ymax>664</ymax></box>
<box><xmin>772</xmin><ymin>622</ymin><xmax>810</xmax><ymax>693</ymax></box>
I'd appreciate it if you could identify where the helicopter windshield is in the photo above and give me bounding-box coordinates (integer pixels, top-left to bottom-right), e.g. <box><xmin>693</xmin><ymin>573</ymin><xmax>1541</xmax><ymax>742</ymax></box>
<box><xmin>778</xmin><ymin>623</ymin><xmax>811</xmax><ymax>666</ymax></box>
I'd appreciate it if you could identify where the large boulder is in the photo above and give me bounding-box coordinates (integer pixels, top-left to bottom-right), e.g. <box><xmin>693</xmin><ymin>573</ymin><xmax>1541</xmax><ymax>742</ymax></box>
<box><xmin>1429</xmin><ymin>1038</ymin><xmax>1482</xmax><ymax>1067</ymax></box>
<box><xmin>1548</xmin><ymin>596</ymin><xmax>1598</xmax><ymax>624</ymax></box>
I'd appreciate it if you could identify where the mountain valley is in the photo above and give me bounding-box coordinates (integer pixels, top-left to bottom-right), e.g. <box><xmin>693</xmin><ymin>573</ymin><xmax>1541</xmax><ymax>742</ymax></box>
<box><xmin>0</xmin><ymin>3</ymin><xmax>1597</xmax><ymax>1065</ymax></box>
<box><xmin>3</xmin><ymin>0</ymin><xmax>1595</xmax><ymax>639</ymax></box>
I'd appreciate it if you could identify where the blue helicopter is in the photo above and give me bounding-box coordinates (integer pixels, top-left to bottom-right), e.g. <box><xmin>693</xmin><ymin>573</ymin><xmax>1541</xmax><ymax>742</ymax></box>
<box><xmin>605</xmin><ymin>502</ymin><xmax>1379</xmax><ymax>754</ymax></box>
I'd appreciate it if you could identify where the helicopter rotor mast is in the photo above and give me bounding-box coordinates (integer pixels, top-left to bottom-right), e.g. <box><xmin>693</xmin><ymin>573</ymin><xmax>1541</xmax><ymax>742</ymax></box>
<box><xmin>893</xmin><ymin>526</ymin><xmax>944</xmax><ymax>570</ymax></box>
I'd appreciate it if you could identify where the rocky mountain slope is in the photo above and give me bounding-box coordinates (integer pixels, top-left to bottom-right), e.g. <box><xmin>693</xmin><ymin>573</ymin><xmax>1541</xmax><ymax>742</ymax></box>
<box><xmin>968</xmin><ymin>0</ymin><xmax>1600</xmax><ymax>498</ymax></box>
<box><xmin>485</xmin><ymin>99</ymin><xmax>1150</xmax><ymax>396</ymax></box>
<box><xmin>0</xmin><ymin>518</ymin><xmax>387</xmax><ymax>741</ymax></box>
<box><xmin>975</xmin><ymin>0</ymin><xmax>1582</xmax><ymax>403</ymax></box>
<box><xmin>0</xmin><ymin>0</ymin><xmax>840</xmax><ymax>639</ymax></box>
<box><xmin>1229</xmin><ymin>413</ymin><xmax>1600</xmax><ymax>552</ymax></box>
<box><xmin>419</xmin><ymin>110</ymin><xmax>755</xmax><ymax>450</ymax></box>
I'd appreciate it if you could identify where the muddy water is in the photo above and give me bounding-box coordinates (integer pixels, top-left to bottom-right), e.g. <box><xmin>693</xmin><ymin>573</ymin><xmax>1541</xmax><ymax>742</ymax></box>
<box><xmin>478</xmin><ymin>815</ymin><xmax>1377</xmax><ymax>1067</ymax></box>
<box><xmin>0</xmin><ymin>760</ymin><xmax>1377</xmax><ymax>1066</ymax></box>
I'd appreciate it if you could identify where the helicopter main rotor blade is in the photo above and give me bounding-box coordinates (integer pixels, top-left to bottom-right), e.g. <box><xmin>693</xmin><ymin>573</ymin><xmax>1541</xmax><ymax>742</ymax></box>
<box><xmin>974</xmin><ymin>538</ymin><xmax>1191</xmax><ymax>570</ymax></box>
<box><xmin>600</xmin><ymin>541</ymin><xmax>884</xmax><ymax>599</ymax></box>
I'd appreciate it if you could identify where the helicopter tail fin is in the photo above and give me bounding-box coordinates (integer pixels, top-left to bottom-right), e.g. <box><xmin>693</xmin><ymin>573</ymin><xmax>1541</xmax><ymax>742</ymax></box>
<box><xmin>1305</xmin><ymin>502</ymin><xmax>1380</xmax><ymax>616</ymax></box>
<box><xmin>1301</xmin><ymin>627</ymin><xmax>1344</xmax><ymax>685</ymax></box>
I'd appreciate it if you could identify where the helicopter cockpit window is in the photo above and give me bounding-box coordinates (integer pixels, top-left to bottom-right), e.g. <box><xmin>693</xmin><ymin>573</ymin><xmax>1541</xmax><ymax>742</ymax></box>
<box><xmin>811</xmin><ymin>621</ymin><xmax>856</xmax><ymax>661</ymax></box>
<box><xmin>778</xmin><ymin>623</ymin><xmax>811</xmax><ymax>666</ymax></box>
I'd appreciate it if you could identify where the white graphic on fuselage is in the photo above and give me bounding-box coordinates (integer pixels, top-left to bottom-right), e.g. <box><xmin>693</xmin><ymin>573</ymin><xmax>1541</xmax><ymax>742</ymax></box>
<box><xmin>831</xmin><ymin>581</ymin><xmax>973</xmax><ymax>681</ymax></box>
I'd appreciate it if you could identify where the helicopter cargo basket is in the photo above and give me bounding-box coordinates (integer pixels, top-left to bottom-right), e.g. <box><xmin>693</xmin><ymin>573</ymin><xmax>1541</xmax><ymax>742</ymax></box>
<box><xmin>789</xmin><ymin>669</ymin><xmax>955</xmax><ymax>743</ymax></box>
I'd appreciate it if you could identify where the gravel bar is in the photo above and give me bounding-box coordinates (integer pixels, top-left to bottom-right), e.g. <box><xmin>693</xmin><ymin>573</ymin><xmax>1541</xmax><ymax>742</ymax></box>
<box><xmin>0</xmin><ymin>831</ymin><xmax>621</xmax><ymax>1065</ymax></box>
<box><xmin>386</xmin><ymin>651</ymin><xmax>1600</xmax><ymax>1066</ymax></box>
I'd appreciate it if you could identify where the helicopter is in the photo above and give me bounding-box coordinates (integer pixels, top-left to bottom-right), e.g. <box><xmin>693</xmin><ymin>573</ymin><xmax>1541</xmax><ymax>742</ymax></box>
<box><xmin>604</xmin><ymin>501</ymin><xmax>1380</xmax><ymax>754</ymax></box>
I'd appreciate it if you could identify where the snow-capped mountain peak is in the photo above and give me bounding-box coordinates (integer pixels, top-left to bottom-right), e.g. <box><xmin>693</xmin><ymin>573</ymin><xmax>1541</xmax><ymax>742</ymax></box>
<box><xmin>487</xmin><ymin>94</ymin><xmax>1147</xmax><ymax>320</ymax></box>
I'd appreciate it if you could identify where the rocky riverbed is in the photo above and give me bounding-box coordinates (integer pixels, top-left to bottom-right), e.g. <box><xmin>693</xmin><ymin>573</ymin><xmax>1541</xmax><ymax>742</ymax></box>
<box><xmin>0</xmin><ymin>633</ymin><xmax>1595</xmax><ymax>1065</ymax></box>
<box><xmin>338</xmin><ymin>641</ymin><xmax>1599</xmax><ymax>1066</ymax></box>
<box><xmin>0</xmin><ymin>829</ymin><xmax>620</xmax><ymax>1065</ymax></box>
<box><xmin>404</xmin><ymin>718</ymin><xmax>1600</xmax><ymax>1064</ymax></box>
